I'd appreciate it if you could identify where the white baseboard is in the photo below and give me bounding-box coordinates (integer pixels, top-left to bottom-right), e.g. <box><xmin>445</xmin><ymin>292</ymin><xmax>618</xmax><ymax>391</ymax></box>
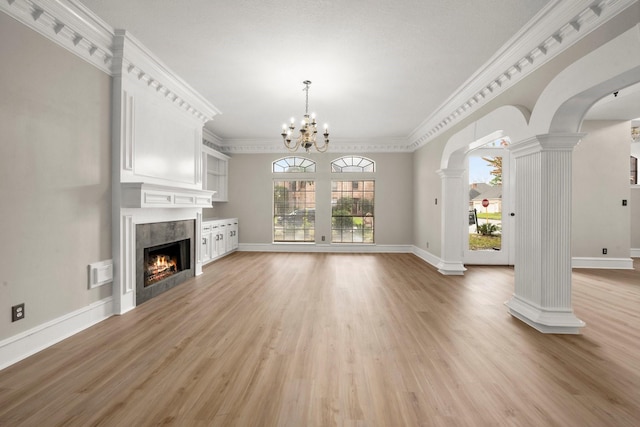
<box><xmin>0</xmin><ymin>297</ymin><xmax>114</xmax><ymax>371</ymax></box>
<box><xmin>238</xmin><ymin>243</ymin><xmax>413</xmax><ymax>253</ymax></box>
<box><xmin>571</xmin><ymin>257</ymin><xmax>634</xmax><ymax>269</ymax></box>
<box><xmin>631</xmin><ymin>248</ymin><xmax>640</xmax><ymax>258</ymax></box>
<box><xmin>411</xmin><ymin>246</ymin><xmax>442</xmax><ymax>269</ymax></box>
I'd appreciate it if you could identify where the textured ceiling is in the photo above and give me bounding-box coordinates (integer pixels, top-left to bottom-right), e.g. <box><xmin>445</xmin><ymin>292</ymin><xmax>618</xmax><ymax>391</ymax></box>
<box><xmin>79</xmin><ymin>0</ymin><xmax>555</xmax><ymax>143</ymax></box>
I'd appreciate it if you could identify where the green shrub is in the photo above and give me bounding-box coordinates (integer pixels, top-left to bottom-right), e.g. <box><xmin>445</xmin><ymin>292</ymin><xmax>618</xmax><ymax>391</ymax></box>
<box><xmin>477</xmin><ymin>223</ymin><xmax>500</xmax><ymax>236</ymax></box>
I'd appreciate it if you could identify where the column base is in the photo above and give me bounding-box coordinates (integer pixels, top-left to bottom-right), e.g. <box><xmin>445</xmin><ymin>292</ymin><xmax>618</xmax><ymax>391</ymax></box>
<box><xmin>437</xmin><ymin>261</ymin><xmax>467</xmax><ymax>275</ymax></box>
<box><xmin>505</xmin><ymin>296</ymin><xmax>585</xmax><ymax>334</ymax></box>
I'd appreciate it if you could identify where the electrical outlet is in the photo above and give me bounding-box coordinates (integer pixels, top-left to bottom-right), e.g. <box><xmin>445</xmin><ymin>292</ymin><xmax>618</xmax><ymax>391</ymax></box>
<box><xmin>426</xmin><ymin>242</ymin><xmax>429</xmax><ymax>248</ymax></box>
<box><xmin>12</xmin><ymin>303</ymin><xmax>25</xmax><ymax>322</ymax></box>
<box><xmin>622</xmin><ymin>199</ymin><xmax>627</xmax><ymax>206</ymax></box>
<box><xmin>321</xmin><ymin>235</ymin><xmax>325</xmax><ymax>241</ymax></box>
<box><xmin>602</xmin><ymin>248</ymin><xmax>607</xmax><ymax>255</ymax></box>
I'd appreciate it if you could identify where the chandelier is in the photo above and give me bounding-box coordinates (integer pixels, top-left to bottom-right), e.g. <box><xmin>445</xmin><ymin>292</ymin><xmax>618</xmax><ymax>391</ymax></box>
<box><xmin>281</xmin><ymin>80</ymin><xmax>329</xmax><ymax>152</ymax></box>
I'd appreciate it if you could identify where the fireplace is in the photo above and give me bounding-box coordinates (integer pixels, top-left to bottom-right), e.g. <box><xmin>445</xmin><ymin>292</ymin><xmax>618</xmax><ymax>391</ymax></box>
<box><xmin>144</xmin><ymin>239</ymin><xmax>190</xmax><ymax>287</ymax></box>
<box><xmin>136</xmin><ymin>219</ymin><xmax>195</xmax><ymax>305</ymax></box>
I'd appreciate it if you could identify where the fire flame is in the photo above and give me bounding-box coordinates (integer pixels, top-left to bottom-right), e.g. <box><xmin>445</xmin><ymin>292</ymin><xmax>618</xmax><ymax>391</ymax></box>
<box><xmin>145</xmin><ymin>254</ymin><xmax>178</xmax><ymax>286</ymax></box>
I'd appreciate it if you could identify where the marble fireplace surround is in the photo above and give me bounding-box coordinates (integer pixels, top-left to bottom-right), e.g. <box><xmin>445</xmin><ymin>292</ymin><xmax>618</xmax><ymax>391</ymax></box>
<box><xmin>135</xmin><ymin>219</ymin><xmax>195</xmax><ymax>305</ymax></box>
<box><xmin>116</xmin><ymin>185</ymin><xmax>214</xmax><ymax>314</ymax></box>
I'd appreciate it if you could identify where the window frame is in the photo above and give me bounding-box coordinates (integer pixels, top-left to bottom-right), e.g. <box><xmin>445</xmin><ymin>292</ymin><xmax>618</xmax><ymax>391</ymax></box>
<box><xmin>273</xmin><ymin>179</ymin><xmax>316</xmax><ymax>243</ymax></box>
<box><xmin>330</xmin><ymin>156</ymin><xmax>376</xmax><ymax>244</ymax></box>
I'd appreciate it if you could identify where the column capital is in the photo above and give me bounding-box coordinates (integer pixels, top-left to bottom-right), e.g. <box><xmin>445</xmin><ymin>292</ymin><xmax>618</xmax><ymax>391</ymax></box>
<box><xmin>436</xmin><ymin>168</ymin><xmax>465</xmax><ymax>179</ymax></box>
<box><xmin>509</xmin><ymin>133</ymin><xmax>586</xmax><ymax>158</ymax></box>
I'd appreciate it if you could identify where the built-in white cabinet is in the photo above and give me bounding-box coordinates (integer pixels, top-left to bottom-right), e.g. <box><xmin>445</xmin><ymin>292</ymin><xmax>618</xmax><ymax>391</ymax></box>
<box><xmin>201</xmin><ymin>218</ymin><xmax>238</xmax><ymax>265</ymax></box>
<box><xmin>200</xmin><ymin>222</ymin><xmax>213</xmax><ymax>264</ymax></box>
<box><xmin>226</xmin><ymin>219</ymin><xmax>239</xmax><ymax>252</ymax></box>
<box><xmin>202</xmin><ymin>146</ymin><xmax>229</xmax><ymax>202</ymax></box>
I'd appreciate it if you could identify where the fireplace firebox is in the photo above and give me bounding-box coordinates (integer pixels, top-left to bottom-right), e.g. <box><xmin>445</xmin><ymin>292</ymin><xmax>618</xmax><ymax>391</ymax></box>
<box><xmin>144</xmin><ymin>239</ymin><xmax>190</xmax><ymax>287</ymax></box>
<box><xmin>136</xmin><ymin>220</ymin><xmax>195</xmax><ymax>305</ymax></box>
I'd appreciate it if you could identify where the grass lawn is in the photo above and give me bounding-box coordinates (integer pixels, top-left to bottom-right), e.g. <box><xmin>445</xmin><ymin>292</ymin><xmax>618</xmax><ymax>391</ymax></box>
<box><xmin>475</xmin><ymin>212</ymin><xmax>502</xmax><ymax>220</ymax></box>
<box><xmin>469</xmin><ymin>234</ymin><xmax>502</xmax><ymax>250</ymax></box>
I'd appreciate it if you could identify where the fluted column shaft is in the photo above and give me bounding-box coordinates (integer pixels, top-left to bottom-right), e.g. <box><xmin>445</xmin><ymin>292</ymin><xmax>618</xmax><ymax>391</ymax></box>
<box><xmin>437</xmin><ymin>168</ymin><xmax>466</xmax><ymax>275</ymax></box>
<box><xmin>505</xmin><ymin>134</ymin><xmax>585</xmax><ymax>333</ymax></box>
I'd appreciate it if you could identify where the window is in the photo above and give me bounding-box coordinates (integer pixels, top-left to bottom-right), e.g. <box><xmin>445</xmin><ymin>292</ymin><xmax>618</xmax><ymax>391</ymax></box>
<box><xmin>331</xmin><ymin>156</ymin><xmax>375</xmax><ymax>172</ymax></box>
<box><xmin>331</xmin><ymin>156</ymin><xmax>375</xmax><ymax>243</ymax></box>
<box><xmin>273</xmin><ymin>180</ymin><xmax>315</xmax><ymax>242</ymax></box>
<box><xmin>331</xmin><ymin>180</ymin><xmax>374</xmax><ymax>243</ymax></box>
<box><xmin>273</xmin><ymin>157</ymin><xmax>316</xmax><ymax>173</ymax></box>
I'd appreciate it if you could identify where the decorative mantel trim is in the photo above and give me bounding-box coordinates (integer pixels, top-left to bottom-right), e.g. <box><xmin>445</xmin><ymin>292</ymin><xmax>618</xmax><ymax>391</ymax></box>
<box><xmin>121</xmin><ymin>183</ymin><xmax>215</xmax><ymax>208</ymax></box>
<box><xmin>112</xmin><ymin>30</ymin><xmax>221</xmax><ymax>123</ymax></box>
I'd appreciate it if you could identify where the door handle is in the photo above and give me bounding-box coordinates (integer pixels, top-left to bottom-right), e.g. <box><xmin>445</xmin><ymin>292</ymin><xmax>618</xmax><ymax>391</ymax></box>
<box><xmin>510</xmin><ymin>212</ymin><xmax>515</xmax><ymax>217</ymax></box>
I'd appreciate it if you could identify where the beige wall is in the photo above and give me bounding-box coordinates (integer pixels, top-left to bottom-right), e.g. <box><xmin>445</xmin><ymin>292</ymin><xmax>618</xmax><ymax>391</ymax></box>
<box><xmin>632</xmin><ymin>141</ymin><xmax>640</xmax><ymax>251</ymax></box>
<box><xmin>631</xmin><ymin>188</ymin><xmax>640</xmax><ymax>251</ymax></box>
<box><xmin>412</xmin><ymin>139</ymin><xmax>445</xmax><ymax>257</ymax></box>
<box><xmin>217</xmin><ymin>152</ymin><xmax>413</xmax><ymax>245</ymax></box>
<box><xmin>573</xmin><ymin>121</ymin><xmax>631</xmax><ymax>258</ymax></box>
<box><xmin>0</xmin><ymin>14</ymin><xmax>112</xmax><ymax>340</ymax></box>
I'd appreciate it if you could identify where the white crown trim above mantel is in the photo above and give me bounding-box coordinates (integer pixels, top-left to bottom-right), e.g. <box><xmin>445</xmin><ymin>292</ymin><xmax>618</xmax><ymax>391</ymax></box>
<box><xmin>1</xmin><ymin>0</ymin><xmax>221</xmax><ymax>124</ymax></box>
<box><xmin>112</xmin><ymin>30</ymin><xmax>221</xmax><ymax>123</ymax></box>
<box><xmin>121</xmin><ymin>183</ymin><xmax>215</xmax><ymax>209</ymax></box>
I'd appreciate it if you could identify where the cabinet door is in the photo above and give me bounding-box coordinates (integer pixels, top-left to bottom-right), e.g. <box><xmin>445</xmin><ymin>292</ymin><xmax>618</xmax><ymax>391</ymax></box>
<box><xmin>216</xmin><ymin>224</ymin><xmax>226</xmax><ymax>257</ymax></box>
<box><xmin>201</xmin><ymin>226</ymin><xmax>212</xmax><ymax>263</ymax></box>
<box><xmin>211</xmin><ymin>224</ymin><xmax>220</xmax><ymax>259</ymax></box>
<box><xmin>227</xmin><ymin>220</ymin><xmax>238</xmax><ymax>251</ymax></box>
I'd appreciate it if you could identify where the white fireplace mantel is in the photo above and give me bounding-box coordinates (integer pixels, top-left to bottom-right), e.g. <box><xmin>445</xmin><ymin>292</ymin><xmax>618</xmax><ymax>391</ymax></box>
<box><xmin>121</xmin><ymin>183</ymin><xmax>215</xmax><ymax>209</ymax></box>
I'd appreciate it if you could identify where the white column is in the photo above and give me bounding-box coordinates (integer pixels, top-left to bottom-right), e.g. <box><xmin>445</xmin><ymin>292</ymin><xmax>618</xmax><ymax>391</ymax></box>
<box><xmin>437</xmin><ymin>168</ymin><xmax>467</xmax><ymax>275</ymax></box>
<box><xmin>505</xmin><ymin>134</ymin><xmax>585</xmax><ymax>334</ymax></box>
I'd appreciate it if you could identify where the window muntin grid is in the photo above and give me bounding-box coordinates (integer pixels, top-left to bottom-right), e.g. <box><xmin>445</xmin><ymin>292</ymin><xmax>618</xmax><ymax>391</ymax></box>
<box><xmin>331</xmin><ymin>180</ymin><xmax>374</xmax><ymax>243</ymax></box>
<box><xmin>273</xmin><ymin>180</ymin><xmax>316</xmax><ymax>242</ymax></box>
<box><xmin>331</xmin><ymin>156</ymin><xmax>375</xmax><ymax>173</ymax></box>
<box><xmin>273</xmin><ymin>157</ymin><xmax>316</xmax><ymax>173</ymax></box>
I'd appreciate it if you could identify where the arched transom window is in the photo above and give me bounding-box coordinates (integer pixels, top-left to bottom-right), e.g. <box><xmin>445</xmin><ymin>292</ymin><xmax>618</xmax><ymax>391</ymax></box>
<box><xmin>272</xmin><ymin>156</ymin><xmax>316</xmax><ymax>173</ymax></box>
<box><xmin>331</xmin><ymin>156</ymin><xmax>375</xmax><ymax>173</ymax></box>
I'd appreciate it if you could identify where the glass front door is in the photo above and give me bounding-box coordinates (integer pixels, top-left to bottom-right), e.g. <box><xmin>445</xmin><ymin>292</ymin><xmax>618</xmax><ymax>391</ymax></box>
<box><xmin>464</xmin><ymin>143</ymin><xmax>513</xmax><ymax>265</ymax></box>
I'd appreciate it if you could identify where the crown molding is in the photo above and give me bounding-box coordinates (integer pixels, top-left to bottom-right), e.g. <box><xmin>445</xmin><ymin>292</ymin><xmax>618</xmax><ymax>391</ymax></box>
<box><xmin>1</xmin><ymin>0</ymin><xmax>114</xmax><ymax>73</ymax></box>
<box><xmin>2</xmin><ymin>0</ymin><xmax>221</xmax><ymax>123</ymax></box>
<box><xmin>215</xmin><ymin>137</ymin><xmax>413</xmax><ymax>154</ymax></box>
<box><xmin>112</xmin><ymin>30</ymin><xmax>221</xmax><ymax>123</ymax></box>
<box><xmin>408</xmin><ymin>0</ymin><xmax>638</xmax><ymax>151</ymax></box>
<box><xmin>203</xmin><ymin>128</ymin><xmax>225</xmax><ymax>152</ymax></box>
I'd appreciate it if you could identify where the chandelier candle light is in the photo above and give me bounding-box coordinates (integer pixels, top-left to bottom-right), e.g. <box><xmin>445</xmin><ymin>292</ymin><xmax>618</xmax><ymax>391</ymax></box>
<box><xmin>281</xmin><ymin>80</ymin><xmax>330</xmax><ymax>152</ymax></box>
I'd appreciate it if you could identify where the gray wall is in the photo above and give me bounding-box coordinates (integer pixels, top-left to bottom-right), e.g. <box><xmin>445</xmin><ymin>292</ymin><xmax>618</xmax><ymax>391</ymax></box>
<box><xmin>573</xmin><ymin>121</ymin><xmax>631</xmax><ymax>258</ymax></box>
<box><xmin>217</xmin><ymin>152</ymin><xmax>414</xmax><ymax>246</ymax></box>
<box><xmin>0</xmin><ymin>13</ymin><xmax>112</xmax><ymax>340</ymax></box>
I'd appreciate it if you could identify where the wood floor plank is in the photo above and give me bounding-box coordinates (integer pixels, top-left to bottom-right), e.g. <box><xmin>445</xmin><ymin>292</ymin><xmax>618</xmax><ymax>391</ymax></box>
<box><xmin>0</xmin><ymin>253</ymin><xmax>638</xmax><ymax>426</ymax></box>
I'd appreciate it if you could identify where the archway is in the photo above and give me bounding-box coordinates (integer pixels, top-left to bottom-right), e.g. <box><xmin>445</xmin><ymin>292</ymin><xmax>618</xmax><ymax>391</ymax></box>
<box><xmin>437</xmin><ymin>105</ymin><xmax>530</xmax><ymax>275</ymax></box>
<box><xmin>505</xmin><ymin>24</ymin><xmax>640</xmax><ymax>333</ymax></box>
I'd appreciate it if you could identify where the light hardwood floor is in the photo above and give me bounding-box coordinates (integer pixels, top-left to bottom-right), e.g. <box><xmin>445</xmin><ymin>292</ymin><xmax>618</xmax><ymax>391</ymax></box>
<box><xmin>1</xmin><ymin>253</ymin><xmax>639</xmax><ymax>426</ymax></box>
